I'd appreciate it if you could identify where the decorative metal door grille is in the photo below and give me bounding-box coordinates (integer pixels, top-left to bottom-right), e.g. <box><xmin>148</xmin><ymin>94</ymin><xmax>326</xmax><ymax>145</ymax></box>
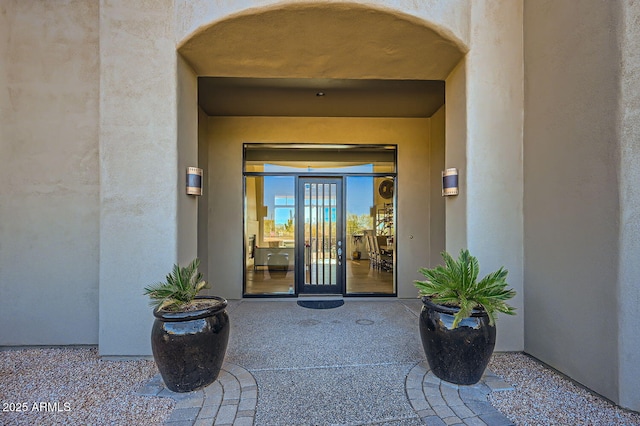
<box><xmin>298</xmin><ymin>178</ymin><xmax>343</xmax><ymax>293</ymax></box>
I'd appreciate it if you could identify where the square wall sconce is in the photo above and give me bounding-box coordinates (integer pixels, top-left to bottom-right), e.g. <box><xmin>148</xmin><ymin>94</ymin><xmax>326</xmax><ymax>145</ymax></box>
<box><xmin>186</xmin><ymin>167</ymin><xmax>203</xmax><ymax>196</ymax></box>
<box><xmin>442</xmin><ymin>168</ymin><xmax>459</xmax><ymax>196</ymax></box>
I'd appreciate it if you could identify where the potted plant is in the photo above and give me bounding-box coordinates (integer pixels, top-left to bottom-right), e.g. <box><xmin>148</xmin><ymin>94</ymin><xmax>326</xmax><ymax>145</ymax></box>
<box><xmin>144</xmin><ymin>258</ymin><xmax>229</xmax><ymax>393</ymax></box>
<box><xmin>414</xmin><ymin>249</ymin><xmax>516</xmax><ymax>385</ymax></box>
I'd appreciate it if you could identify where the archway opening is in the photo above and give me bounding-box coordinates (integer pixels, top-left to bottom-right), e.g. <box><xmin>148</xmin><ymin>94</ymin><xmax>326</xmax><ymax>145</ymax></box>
<box><xmin>176</xmin><ymin>2</ymin><xmax>468</xmax><ymax>299</ymax></box>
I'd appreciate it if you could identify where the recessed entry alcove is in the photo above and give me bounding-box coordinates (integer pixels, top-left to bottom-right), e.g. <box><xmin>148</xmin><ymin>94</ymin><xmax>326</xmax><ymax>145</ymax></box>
<box><xmin>177</xmin><ymin>2</ymin><xmax>468</xmax><ymax>300</ymax></box>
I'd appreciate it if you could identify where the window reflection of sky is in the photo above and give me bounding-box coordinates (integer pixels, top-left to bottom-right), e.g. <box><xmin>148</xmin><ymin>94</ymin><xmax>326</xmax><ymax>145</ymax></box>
<box><xmin>264</xmin><ymin>176</ymin><xmax>294</xmax><ymax>224</ymax></box>
<box><xmin>263</xmin><ymin>172</ymin><xmax>378</xmax><ymax>225</ymax></box>
<box><xmin>264</xmin><ymin>164</ymin><xmax>374</xmax><ymax>173</ymax></box>
<box><xmin>274</xmin><ymin>207</ymin><xmax>294</xmax><ymax>224</ymax></box>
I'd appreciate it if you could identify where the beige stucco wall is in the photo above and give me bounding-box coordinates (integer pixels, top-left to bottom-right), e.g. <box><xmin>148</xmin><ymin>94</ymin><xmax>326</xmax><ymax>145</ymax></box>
<box><xmin>0</xmin><ymin>1</ymin><xmax>100</xmax><ymax>345</ymax></box>
<box><xmin>175</xmin><ymin>0</ymin><xmax>470</xmax><ymax>66</ymax></box>
<box><xmin>204</xmin><ymin>116</ymin><xmax>436</xmax><ymax>300</ymax></box>
<box><xmin>466</xmin><ymin>1</ymin><xmax>524</xmax><ymax>351</ymax></box>
<box><xmin>197</xmin><ymin>107</ymin><xmax>210</xmax><ymax>279</ymax></box>
<box><xmin>523</xmin><ymin>0</ymin><xmax>623</xmax><ymax>407</ymax></box>
<box><xmin>617</xmin><ymin>1</ymin><xmax>640</xmax><ymax>411</ymax></box>
<box><xmin>429</xmin><ymin>106</ymin><xmax>446</xmax><ymax>265</ymax></box>
<box><xmin>176</xmin><ymin>1</ymin><xmax>467</xmax><ymax>81</ymax></box>
<box><xmin>444</xmin><ymin>60</ymin><xmax>467</xmax><ymax>254</ymax></box>
<box><xmin>177</xmin><ymin>56</ymin><xmax>199</xmax><ymax>265</ymax></box>
<box><xmin>98</xmin><ymin>0</ymin><xmax>179</xmax><ymax>356</ymax></box>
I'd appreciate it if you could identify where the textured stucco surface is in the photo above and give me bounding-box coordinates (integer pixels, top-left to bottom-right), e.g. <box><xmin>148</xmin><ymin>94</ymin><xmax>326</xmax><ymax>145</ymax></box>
<box><xmin>0</xmin><ymin>1</ymin><xmax>100</xmax><ymax>345</ymax></box>
<box><xmin>177</xmin><ymin>2</ymin><xmax>467</xmax><ymax>80</ymax></box>
<box><xmin>98</xmin><ymin>0</ymin><xmax>178</xmax><ymax>356</ymax></box>
<box><xmin>205</xmin><ymin>116</ymin><xmax>438</xmax><ymax>300</ymax></box>
<box><xmin>177</xmin><ymin>56</ymin><xmax>199</xmax><ymax>265</ymax></box>
<box><xmin>523</xmin><ymin>0</ymin><xmax>621</xmax><ymax>407</ymax></box>
<box><xmin>444</xmin><ymin>59</ymin><xmax>467</xmax><ymax>254</ymax></box>
<box><xmin>197</xmin><ymin>107</ymin><xmax>210</xmax><ymax>280</ymax></box>
<box><xmin>175</xmin><ymin>0</ymin><xmax>470</xmax><ymax>61</ymax></box>
<box><xmin>429</xmin><ymin>106</ymin><xmax>446</xmax><ymax>267</ymax></box>
<box><xmin>466</xmin><ymin>1</ymin><xmax>524</xmax><ymax>352</ymax></box>
<box><xmin>617</xmin><ymin>0</ymin><xmax>640</xmax><ymax>411</ymax></box>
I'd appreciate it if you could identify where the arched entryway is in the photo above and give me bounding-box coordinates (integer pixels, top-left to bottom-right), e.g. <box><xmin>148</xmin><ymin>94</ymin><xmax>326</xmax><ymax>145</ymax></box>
<box><xmin>174</xmin><ymin>2</ymin><xmax>469</xmax><ymax>299</ymax></box>
<box><xmin>97</xmin><ymin>0</ymin><xmax>524</xmax><ymax>359</ymax></box>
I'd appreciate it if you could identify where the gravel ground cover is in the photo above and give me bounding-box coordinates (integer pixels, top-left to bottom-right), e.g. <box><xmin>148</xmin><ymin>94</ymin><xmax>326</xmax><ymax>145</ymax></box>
<box><xmin>0</xmin><ymin>347</ymin><xmax>174</xmax><ymax>426</ymax></box>
<box><xmin>489</xmin><ymin>352</ymin><xmax>640</xmax><ymax>426</ymax></box>
<box><xmin>1</xmin><ymin>348</ymin><xmax>639</xmax><ymax>425</ymax></box>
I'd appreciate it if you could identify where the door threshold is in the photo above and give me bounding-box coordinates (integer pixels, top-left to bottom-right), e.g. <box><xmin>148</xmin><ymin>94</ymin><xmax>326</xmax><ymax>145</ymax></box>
<box><xmin>297</xmin><ymin>294</ymin><xmax>343</xmax><ymax>300</ymax></box>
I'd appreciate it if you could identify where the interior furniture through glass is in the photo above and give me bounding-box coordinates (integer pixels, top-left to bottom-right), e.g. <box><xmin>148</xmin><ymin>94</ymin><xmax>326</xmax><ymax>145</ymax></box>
<box><xmin>243</xmin><ymin>144</ymin><xmax>396</xmax><ymax>296</ymax></box>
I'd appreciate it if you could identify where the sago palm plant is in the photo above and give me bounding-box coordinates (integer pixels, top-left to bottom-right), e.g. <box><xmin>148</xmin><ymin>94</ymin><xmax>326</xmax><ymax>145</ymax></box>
<box><xmin>144</xmin><ymin>258</ymin><xmax>210</xmax><ymax>311</ymax></box>
<box><xmin>414</xmin><ymin>249</ymin><xmax>516</xmax><ymax>328</ymax></box>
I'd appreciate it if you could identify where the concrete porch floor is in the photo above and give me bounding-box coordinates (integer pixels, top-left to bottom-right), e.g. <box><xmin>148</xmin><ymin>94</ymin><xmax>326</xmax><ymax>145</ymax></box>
<box><xmin>139</xmin><ymin>300</ymin><xmax>514</xmax><ymax>426</ymax></box>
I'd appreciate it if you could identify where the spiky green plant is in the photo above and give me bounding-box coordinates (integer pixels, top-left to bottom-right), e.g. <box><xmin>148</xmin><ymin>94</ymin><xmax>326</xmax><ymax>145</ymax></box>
<box><xmin>144</xmin><ymin>258</ymin><xmax>210</xmax><ymax>311</ymax></box>
<box><xmin>414</xmin><ymin>249</ymin><xmax>516</xmax><ymax>328</ymax></box>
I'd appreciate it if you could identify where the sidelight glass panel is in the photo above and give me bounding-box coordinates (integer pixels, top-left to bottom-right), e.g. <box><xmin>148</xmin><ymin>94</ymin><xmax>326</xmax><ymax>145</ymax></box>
<box><xmin>244</xmin><ymin>176</ymin><xmax>295</xmax><ymax>295</ymax></box>
<box><xmin>346</xmin><ymin>176</ymin><xmax>395</xmax><ymax>294</ymax></box>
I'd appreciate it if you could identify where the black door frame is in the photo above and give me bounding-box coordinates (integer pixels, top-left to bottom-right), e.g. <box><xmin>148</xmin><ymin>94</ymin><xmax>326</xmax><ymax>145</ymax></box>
<box><xmin>295</xmin><ymin>176</ymin><xmax>345</xmax><ymax>295</ymax></box>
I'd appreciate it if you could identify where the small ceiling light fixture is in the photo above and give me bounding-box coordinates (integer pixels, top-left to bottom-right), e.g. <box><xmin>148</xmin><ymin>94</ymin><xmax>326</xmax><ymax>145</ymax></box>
<box><xmin>316</xmin><ymin>91</ymin><xmax>325</xmax><ymax>97</ymax></box>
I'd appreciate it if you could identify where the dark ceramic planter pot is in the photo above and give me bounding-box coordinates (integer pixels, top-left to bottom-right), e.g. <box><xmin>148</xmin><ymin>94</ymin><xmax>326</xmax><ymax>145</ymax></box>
<box><xmin>151</xmin><ymin>296</ymin><xmax>229</xmax><ymax>393</ymax></box>
<box><xmin>419</xmin><ymin>296</ymin><xmax>496</xmax><ymax>385</ymax></box>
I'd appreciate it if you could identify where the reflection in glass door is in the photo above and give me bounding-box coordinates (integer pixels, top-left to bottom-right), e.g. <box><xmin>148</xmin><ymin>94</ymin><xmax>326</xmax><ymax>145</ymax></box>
<box><xmin>244</xmin><ymin>176</ymin><xmax>296</xmax><ymax>295</ymax></box>
<box><xmin>345</xmin><ymin>176</ymin><xmax>394</xmax><ymax>294</ymax></box>
<box><xmin>243</xmin><ymin>144</ymin><xmax>397</xmax><ymax>297</ymax></box>
<box><xmin>297</xmin><ymin>178</ymin><xmax>343</xmax><ymax>294</ymax></box>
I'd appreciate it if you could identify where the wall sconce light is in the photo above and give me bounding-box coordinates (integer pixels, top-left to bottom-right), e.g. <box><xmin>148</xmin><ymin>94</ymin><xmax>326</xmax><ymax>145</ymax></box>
<box><xmin>442</xmin><ymin>168</ymin><xmax>459</xmax><ymax>196</ymax></box>
<box><xmin>186</xmin><ymin>167</ymin><xmax>203</xmax><ymax>196</ymax></box>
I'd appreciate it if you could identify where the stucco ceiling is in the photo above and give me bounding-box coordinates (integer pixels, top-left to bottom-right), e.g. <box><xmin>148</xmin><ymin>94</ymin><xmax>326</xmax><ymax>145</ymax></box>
<box><xmin>179</xmin><ymin>4</ymin><xmax>466</xmax><ymax>81</ymax></box>
<box><xmin>187</xmin><ymin>4</ymin><xmax>461</xmax><ymax>118</ymax></box>
<box><xmin>198</xmin><ymin>77</ymin><xmax>445</xmax><ymax>118</ymax></box>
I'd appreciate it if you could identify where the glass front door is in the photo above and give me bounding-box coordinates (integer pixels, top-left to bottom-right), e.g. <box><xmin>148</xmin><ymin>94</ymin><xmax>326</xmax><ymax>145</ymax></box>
<box><xmin>243</xmin><ymin>144</ymin><xmax>396</xmax><ymax>297</ymax></box>
<box><xmin>296</xmin><ymin>177</ymin><xmax>344</xmax><ymax>295</ymax></box>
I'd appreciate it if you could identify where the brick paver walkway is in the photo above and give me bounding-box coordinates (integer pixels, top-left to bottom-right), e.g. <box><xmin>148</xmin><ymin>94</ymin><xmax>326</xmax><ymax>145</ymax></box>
<box><xmin>139</xmin><ymin>360</ymin><xmax>514</xmax><ymax>425</ymax></box>
<box><xmin>138</xmin><ymin>362</ymin><xmax>257</xmax><ymax>425</ymax></box>
<box><xmin>406</xmin><ymin>361</ymin><xmax>514</xmax><ymax>426</ymax></box>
